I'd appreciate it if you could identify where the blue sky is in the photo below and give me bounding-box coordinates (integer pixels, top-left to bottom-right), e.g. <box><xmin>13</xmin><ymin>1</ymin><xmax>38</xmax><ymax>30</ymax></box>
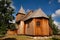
<box><xmin>12</xmin><ymin>0</ymin><xmax>60</xmax><ymax>15</ymax></box>
<box><xmin>12</xmin><ymin>0</ymin><xmax>60</xmax><ymax>29</ymax></box>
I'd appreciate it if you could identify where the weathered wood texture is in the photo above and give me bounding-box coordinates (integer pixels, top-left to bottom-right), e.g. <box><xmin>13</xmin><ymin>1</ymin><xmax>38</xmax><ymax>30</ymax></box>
<box><xmin>25</xmin><ymin>19</ymin><xmax>35</xmax><ymax>35</ymax></box>
<box><xmin>17</xmin><ymin>21</ymin><xmax>25</xmax><ymax>35</ymax></box>
<box><xmin>24</xmin><ymin>18</ymin><xmax>51</xmax><ymax>36</ymax></box>
<box><xmin>35</xmin><ymin>18</ymin><xmax>50</xmax><ymax>36</ymax></box>
<box><xmin>16</xmin><ymin>13</ymin><xmax>25</xmax><ymax>22</ymax></box>
<box><xmin>6</xmin><ymin>29</ymin><xmax>17</xmax><ymax>35</ymax></box>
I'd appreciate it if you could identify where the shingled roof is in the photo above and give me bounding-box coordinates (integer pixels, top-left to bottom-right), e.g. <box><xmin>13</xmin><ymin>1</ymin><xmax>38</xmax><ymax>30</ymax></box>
<box><xmin>16</xmin><ymin>6</ymin><xmax>26</xmax><ymax>22</ymax></box>
<box><xmin>21</xmin><ymin>10</ymin><xmax>33</xmax><ymax>21</ymax></box>
<box><xmin>24</xmin><ymin>8</ymin><xmax>48</xmax><ymax>21</ymax></box>
<box><xmin>18</xmin><ymin>6</ymin><xmax>26</xmax><ymax>14</ymax></box>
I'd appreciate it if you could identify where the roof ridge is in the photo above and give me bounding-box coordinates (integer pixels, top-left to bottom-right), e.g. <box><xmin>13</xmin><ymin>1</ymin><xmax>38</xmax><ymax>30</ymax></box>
<box><xmin>18</xmin><ymin>6</ymin><xmax>26</xmax><ymax>14</ymax></box>
<box><xmin>23</xmin><ymin>8</ymin><xmax>48</xmax><ymax>21</ymax></box>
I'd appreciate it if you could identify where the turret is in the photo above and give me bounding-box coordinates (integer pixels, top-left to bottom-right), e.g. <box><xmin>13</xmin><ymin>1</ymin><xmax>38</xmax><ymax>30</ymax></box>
<box><xmin>16</xmin><ymin>6</ymin><xmax>26</xmax><ymax>22</ymax></box>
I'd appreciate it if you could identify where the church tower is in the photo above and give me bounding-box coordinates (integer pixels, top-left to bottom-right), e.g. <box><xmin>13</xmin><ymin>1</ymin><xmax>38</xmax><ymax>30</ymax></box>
<box><xmin>16</xmin><ymin>6</ymin><xmax>26</xmax><ymax>35</ymax></box>
<box><xmin>16</xmin><ymin>6</ymin><xmax>26</xmax><ymax>22</ymax></box>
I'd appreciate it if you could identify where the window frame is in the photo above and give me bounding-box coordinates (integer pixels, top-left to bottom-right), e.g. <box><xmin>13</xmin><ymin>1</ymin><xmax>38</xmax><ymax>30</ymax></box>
<box><xmin>36</xmin><ymin>21</ymin><xmax>40</xmax><ymax>27</ymax></box>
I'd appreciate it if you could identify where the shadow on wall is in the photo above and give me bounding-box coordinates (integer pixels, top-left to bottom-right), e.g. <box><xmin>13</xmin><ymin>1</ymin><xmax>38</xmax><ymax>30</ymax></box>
<box><xmin>3</xmin><ymin>38</ymin><xmax>17</xmax><ymax>40</ymax></box>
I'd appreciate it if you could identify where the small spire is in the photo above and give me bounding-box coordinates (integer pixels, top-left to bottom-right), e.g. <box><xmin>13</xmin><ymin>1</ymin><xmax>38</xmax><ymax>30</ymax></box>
<box><xmin>18</xmin><ymin>5</ymin><xmax>26</xmax><ymax>14</ymax></box>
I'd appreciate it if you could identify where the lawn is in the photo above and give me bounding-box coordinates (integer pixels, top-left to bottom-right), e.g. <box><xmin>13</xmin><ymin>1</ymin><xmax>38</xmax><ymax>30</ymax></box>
<box><xmin>0</xmin><ymin>35</ymin><xmax>60</xmax><ymax>40</ymax></box>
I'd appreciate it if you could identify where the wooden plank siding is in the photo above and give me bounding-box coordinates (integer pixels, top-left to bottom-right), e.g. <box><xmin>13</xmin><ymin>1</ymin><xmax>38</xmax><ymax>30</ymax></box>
<box><xmin>17</xmin><ymin>18</ymin><xmax>52</xmax><ymax>36</ymax></box>
<box><xmin>34</xmin><ymin>18</ymin><xmax>50</xmax><ymax>36</ymax></box>
<box><xmin>24</xmin><ymin>18</ymin><xmax>50</xmax><ymax>36</ymax></box>
<box><xmin>24</xmin><ymin>19</ymin><xmax>35</xmax><ymax>35</ymax></box>
<box><xmin>16</xmin><ymin>14</ymin><xmax>25</xmax><ymax>22</ymax></box>
<box><xmin>17</xmin><ymin>21</ymin><xmax>25</xmax><ymax>35</ymax></box>
<box><xmin>6</xmin><ymin>29</ymin><xmax>17</xmax><ymax>35</ymax></box>
<box><xmin>41</xmin><ymin>18</ymin><xmax>49</xmax><ymax>36</ymax></box>
<box><xmin>35</xmin><ymin>18</ymin><xmax>42</xmax><ymax>36</ymax></box>
<box><xmin>24</xmin><ymin>18</ymin><xmax>51</xmax><ymax>36</ymax></box>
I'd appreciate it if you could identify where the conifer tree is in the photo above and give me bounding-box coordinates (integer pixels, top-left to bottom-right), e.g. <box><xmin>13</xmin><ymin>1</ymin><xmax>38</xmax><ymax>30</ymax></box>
<box><xmin>49</xmin><ymin>15</ymin><xmax>59</xmax><ymax>35</ymax></box>
<box><xmin>0</xmin><ymin>0</ymin><xmax>15</xmax><ymax>35</ymax></box>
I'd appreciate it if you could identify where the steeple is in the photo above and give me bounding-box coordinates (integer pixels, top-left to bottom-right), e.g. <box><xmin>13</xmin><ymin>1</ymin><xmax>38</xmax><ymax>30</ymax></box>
<box><xmin>18</xmin><ymin>6</ymin><xmax>26</xmax><ymax>14</ymax></box>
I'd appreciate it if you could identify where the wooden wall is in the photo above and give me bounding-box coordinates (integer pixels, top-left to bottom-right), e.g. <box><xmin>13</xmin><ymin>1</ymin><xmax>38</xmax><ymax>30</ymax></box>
<box><xmin>17</xmin><ymin>21</ymin><xmax>25</xmax><ymax>35</ymax></box>
<box><xmin>6</xmin><ymin>29</ymin><xmax>17</xmax><ymax>35</ymax></box>
<box><xmin>24</xmin><ymin>18</ymin><xmax>52</xmax><ymax>36</ymax></box>
<box><xmin>16</xmin><ymin>13</ymin><xmax>25</xmax><ymax>22</ymax></box>
<box><xmin>35</xmin><ymin>18</ymin><xmax>50</xmax><ymax>36</ymax></box>
<box><xmin>35</xmin><ymin>18</ymin><xmax>42</xmax><ymax>36</ymax></box>
<box><xmin>25</xmin><ymin>19</ymin><xmax>35</xmax><ymax>35</ymax></box>
<box><xmin>16</xmin><ymin>13</ymin><xmax>25</xmax><ymax>35</ymax></box>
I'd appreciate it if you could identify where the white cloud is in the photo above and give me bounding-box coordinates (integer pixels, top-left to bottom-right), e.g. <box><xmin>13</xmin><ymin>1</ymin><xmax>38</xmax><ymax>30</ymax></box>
<box><xmin>54</xmin><ymin>21</ymin><xmax>59</xmax><ymax>26</ymax></box>
<box><xmin>58</xmin><ymin>0</ymin><xmax>60</xmax><ymax>3</ymax></box>
<box><xmin>55</xmin><ymin>9</ymin><xmax>60</xmax><ymax>15</ymax></box>
<box><xmin>53</xmin><ymin>21</ymin><xmax>60</xmax><ymax>29</ymax></box>
<box><xmin>52</xmin><ymin>9</ymin><xmax>60</xmax><ymax>17</ymax></box>
<box><xmin>52</xmin><ymin>13</ymin><xmax>56</xmax><ymax>17</ymax></box>
<box><xmin>52</xmin><ymin>9</ymin><xmax>60</xmax><ymax>29</ymax></box>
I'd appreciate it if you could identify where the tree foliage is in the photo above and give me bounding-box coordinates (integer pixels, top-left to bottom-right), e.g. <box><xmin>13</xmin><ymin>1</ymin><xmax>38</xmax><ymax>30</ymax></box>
<box><xmin>49</xmin><ymin>15</ymin><xmax>59</xmax><ymax>35</ymax></box>
<box><xmin>0</xmin><ymin>0</ymin><xmax>16</xmax><ymax>35</ymax></box>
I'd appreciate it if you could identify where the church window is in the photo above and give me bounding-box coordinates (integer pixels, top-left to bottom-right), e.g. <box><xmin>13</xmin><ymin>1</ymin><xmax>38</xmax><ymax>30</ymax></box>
<box><xmin>36</xmin><ymin>21</ymin><xmax>40</xmax><ymax>26</ymax></box>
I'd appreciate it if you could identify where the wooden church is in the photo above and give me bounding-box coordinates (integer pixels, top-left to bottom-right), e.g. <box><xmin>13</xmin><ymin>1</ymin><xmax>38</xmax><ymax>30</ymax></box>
<box><xmin>15</xmin><ymin>6</ymin><xmax>53</xmax><ymax>36</ymax></box>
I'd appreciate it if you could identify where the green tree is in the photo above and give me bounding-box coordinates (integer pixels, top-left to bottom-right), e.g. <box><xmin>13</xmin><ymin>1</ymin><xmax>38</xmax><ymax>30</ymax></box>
<box><xmin>49</xmin><ymin>15</ymin><xmax>59</xmax><ymax>35</ymax></box>
<box><xmin>0</xmin><ymin>0</ymin><xmax>15</xmax><ymax>35</ymax></box>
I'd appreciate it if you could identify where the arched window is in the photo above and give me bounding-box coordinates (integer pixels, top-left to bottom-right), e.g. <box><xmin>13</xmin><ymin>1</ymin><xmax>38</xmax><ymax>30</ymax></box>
<box><xmin>36</xmin><ymin>21</ymin><xmax>40</xmax><ymax>27</ymax></box>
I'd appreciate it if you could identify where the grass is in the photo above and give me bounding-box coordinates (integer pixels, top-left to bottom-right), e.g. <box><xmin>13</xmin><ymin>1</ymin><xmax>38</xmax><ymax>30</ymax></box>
<box><xmin>3</xmin><ymin>35</ymin><xmax>34</xmax><ymax>40</ymax></box>
<box><xmin>0</xmin><ymin>35</ymin><xmax>60</xmax><ymax>40</ymax></box>
<box><xmin>52</xmin><ymin>35</ymin><xmax>60</xmax><ymax>40</ymax></box>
